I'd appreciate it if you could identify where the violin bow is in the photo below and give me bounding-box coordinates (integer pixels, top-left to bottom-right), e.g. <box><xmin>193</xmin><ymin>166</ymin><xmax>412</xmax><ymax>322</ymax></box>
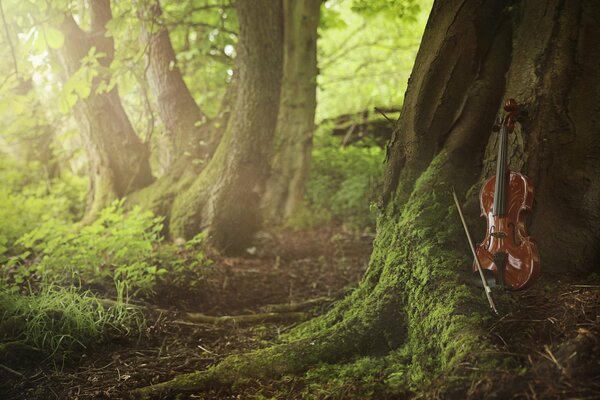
<box><xmin>451</xmin><ymin>187</ymin><xmax>499</xmax><ymax>315</ymax></box>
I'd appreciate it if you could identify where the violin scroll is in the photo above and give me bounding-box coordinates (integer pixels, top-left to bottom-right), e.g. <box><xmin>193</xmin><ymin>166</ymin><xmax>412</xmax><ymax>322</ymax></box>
<box><xmin>503</xmin><ymin>98</ymin><xmax>518</xmax><ymax>132</ymax></box>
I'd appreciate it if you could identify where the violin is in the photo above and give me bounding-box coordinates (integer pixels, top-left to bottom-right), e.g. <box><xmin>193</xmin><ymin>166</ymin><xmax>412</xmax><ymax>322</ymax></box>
<box><xmin>474</xmin><ymin>99</ymin><xmax>540</xmax><ymax>290</ymax></box>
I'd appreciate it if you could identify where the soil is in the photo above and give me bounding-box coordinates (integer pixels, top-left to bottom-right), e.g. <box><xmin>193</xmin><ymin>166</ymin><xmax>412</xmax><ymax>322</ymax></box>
<box><xmin>1</xmin><ymin>225</ymin><xmax>599</xmax><ymax>399</ymax></box>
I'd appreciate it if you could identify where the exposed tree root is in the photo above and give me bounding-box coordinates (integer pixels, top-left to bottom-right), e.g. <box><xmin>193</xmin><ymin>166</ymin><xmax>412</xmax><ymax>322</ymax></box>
<box><xmin>182</xmin><ymin>311</ymin><xmax>308</xmax><ymax>325</ymax></box>
<box><xmin>100</xmin><ymin>298</ymin><xmax>310</xmax><ymax>326</ymax></box>
<box><xmin>131</xmin><ymin>319</ymin><xmax>378</xmax><ymax>399</ymax></box>
<box><xmin>259</xmin><ymin>296</ymin><xmax>333</xmax><ymax>313</ymax></box>
<box><xmin>130</xmin><ymin>152</ymin><xmax>507</xmax><ymax>399</ymax></box>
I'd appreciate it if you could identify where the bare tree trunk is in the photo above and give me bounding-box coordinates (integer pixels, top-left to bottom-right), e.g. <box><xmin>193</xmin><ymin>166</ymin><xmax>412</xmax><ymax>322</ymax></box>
<box><xmin>57</xmin><ymin>0</ymin><xmax>153</xmax><ymax>220</ymax></box>
<box><xmin>140</xmin><ymin>0</ymin><xmax>213</xmax><ymax>164</ymax></box>
<box><xmin>262</xmin><ymin>0</ymin><xmax>321</xmax><ymax>224</ymax></box>
<box><xmin>133</xmin><ymin>0</ymin><xmax>600</xmax><ymax>398</ymax></box>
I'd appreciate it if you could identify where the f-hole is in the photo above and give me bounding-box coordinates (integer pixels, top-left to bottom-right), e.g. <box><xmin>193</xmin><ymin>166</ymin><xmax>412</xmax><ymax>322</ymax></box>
<box><xmin>486</xmin><ymin>225</ymin><xmax>496</xmax><ymax>248</ymax></box>
<box><xmin>508</xmin><ymin>222</ymin><xmax>519</xmax><ymax>245</ymax></box>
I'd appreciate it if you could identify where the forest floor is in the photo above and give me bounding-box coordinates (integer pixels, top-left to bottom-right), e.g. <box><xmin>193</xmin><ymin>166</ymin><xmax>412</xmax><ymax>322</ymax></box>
<box><xmin>1</xmin><ymin>225</ymin><xmax>599</xmax><ymax>400</ymax></box>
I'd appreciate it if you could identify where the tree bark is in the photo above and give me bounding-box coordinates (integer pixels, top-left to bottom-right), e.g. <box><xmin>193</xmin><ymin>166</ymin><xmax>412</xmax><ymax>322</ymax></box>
<box><xmin>57</xmin><ymin>0</ymin><xmax>153</xmax><ymax>220</ymax></box>
<box><xmin>133</xmin><ymin>0</ymin><xmax>600</xmax><ymax>397</ymax></box>
<box><xmin>140</xmin><ymin>0</ymin><xmax>213</xmax><ymax>165</ymax></box>
<box><xmin>168</xmin><ymin>0</ymin><xmax>283</xmax><ymax>253</ymax></box>
<box><xmin>262</xmin><ymin>0</ymin><xmax>321</xmax><ymax>224</ymax></box>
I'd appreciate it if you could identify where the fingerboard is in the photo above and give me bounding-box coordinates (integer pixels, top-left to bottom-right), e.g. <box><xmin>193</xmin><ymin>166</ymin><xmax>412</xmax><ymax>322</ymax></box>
<box><xmin>493</xmin><ymin>125</ymin><xmax>508</xmax><ymax>216</ymax></box>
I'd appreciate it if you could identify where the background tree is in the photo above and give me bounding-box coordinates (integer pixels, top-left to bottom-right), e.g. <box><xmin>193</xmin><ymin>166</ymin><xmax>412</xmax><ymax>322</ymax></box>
<box><xmin>168</xmin><ymin>0</ymin><xmax>283</xmax><ymax>252</ymax></box>
<box><xmin>5</xmin><ymin>78</ymin><xmax>60</xmax><ymax>179</ymax></box>
<box><xmin>57</xmin><ymin>0</ymin><xmax>153</xmax><ymax>220</ymax></box>
<box><xmin>134</xmin><ymin>0</ymin><xmax>600</xmax><ymax>397</ymax></box>
<box><xmin>262</xmin><ymin>0</ymin><xmax>322</xmax><ymax>224</ymax></box>
<box><xmin>139</xmin><ymin>0</ymin><xmax>212</xmax><ymax>165</ymax></box>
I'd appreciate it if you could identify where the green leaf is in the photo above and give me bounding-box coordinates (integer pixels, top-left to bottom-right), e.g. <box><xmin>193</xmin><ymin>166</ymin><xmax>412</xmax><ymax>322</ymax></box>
<box><xmin>43</xmin><ymin>25</ymin><xmax>65</xmax><ymax>49</ymax></box>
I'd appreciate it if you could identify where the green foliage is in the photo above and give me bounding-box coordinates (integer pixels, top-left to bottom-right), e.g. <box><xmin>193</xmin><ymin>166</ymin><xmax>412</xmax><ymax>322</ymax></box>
<box><xmin>0</xmin><ymin>284</ymin><xmax>144</xmax><ymax>357</ymax></box>
<box><xmin>0</xmin><ymin>159</ymin><xmax>86</xmax><ymax>259</ymax></box>
<box><xmin>59</xmin><ymin>47</ymin><xmax>104</xmax><ymax>113</ymax></box>
<box><xmin>154</xmin><ymin>232</ymin><xmax>212</xmax><ymax>291</ymax></box>
<box><xmin>3</xmin><ymin>199</ymin><xmax>212</xmax><ymax>299</ymax></box>
<box><xmin>160</xmin><ymin>0</ymin><xmax>237</xmax><ymax>117</ymax></box>
<box><xmin>351</xmin><ymin>0</ymin><xmax>420</xmax><ymax>21</ymax></box>
<box><xmin>317</xmin><ymin>0</ymin><xmax>432</xmax><ymax>120</ymax></box>
<box><xmin>303</xmin><ymin>128</ymin><xmax>384</xmax><ymax>229</ymax></box>
<box><xmin>11</xmin><ymin>201</ymin><xmax>164</xmax><ymax>297</ymax></box>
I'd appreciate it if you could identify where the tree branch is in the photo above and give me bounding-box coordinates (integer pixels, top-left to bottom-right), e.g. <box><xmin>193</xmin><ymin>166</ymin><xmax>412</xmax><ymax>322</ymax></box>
<box><xmin>0</xmin><ymin>0</ymin><xmax>18</xmax><ymax>78</ymax></box>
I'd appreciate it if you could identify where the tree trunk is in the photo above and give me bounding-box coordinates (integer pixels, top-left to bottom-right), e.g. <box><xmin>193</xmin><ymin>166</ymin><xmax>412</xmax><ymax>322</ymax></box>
<box><xmin>13</xmin><ymin>79</ymin><xmax>60</xmax><ymax>179</ymax></box>
<box><xmin>125</xmin><ymin>71</ymin><xmax>238</xmax><ymax>232</ymax></box>
<box><xmin>58</xmin><ymin>0</ymin><xmax>153</xmax><ymax>220</ymax></box>
<box><xmin>262</xmin><ymin>0</ymin><xmax>321</xmax><ymax>224</ymax></box>
<box><xmin>134</xmin><ymin>0</ymin><xmax>600</xmax><ymax>398</ymax></box>
<box><xmin>140</xmin><ymin>0</ymin><xmax>213</xmax><ymax>164</ymax></box>
<box><xmin>168</xmin><ymin>0</ymin><xmax>283</xmax><ymax>253</ymax></box>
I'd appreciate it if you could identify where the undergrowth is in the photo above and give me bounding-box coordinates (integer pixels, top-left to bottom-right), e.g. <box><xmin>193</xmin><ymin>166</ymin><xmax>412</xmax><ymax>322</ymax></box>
<box><xmin>0</xmin><ymin>160</ymin><xmax>211</xmax><ymax>363</ymax></box>
<box><xmin>3</xmin><ymin>200</ymin><xmax>211</xmax><ymax>299</ymax></box>
<box><xmin>299</xmin><ymin>126</ymin><xmax>384</xmax><ymax>230</ymax></box>
<box><xmin>0</xmin><ymin>158</ymin><xmax>86</xmax><ymax>259</ymax></box>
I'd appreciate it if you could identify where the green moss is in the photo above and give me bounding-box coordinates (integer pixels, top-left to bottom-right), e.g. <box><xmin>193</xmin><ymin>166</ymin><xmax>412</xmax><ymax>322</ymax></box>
<box><xmin>258</xmin><ymin>150</ymin><xmax>502</xmax><ymax>396</ymax></box>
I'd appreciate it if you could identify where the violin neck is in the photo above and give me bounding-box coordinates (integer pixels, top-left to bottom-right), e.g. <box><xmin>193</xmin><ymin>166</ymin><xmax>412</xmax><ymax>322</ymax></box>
<box><xmin>493</xmin><ymin>125</ymin><xmax>509</xmax><ymax>216</ymax></box>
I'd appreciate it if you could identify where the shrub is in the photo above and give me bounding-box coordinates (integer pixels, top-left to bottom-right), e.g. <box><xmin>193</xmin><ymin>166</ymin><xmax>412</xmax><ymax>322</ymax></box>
<box><xmin>10</xmin><ymin>200</ymin><xmax>165</xmax><ymax>297</ymax></box>
<box><xmin>303</xmin><ymin>131</ymin><xmax>384</xmax><ymax>229</ymax></box>
<box><xmin>6</xmin><ymin>200</ymin><xmax>213</xmax><ymax>299</ymax></box>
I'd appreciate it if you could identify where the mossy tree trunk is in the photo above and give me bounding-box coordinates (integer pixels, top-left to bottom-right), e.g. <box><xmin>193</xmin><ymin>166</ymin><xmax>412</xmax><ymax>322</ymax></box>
<box><xmin>58</xmin><ymin>0</ymin><xmax>153</xmax><ymax>221</ymax></box>
<box><xmin>262</xmin><ymin>0</ymin><xmax>321</xmax><ymax>224</ymax></box>
<box><xmin>135</xmin><ymin>0</ymin><xmax>315</xmax><ymax>245</ymax></box>
<box><xmin>166</xmin><ymin>0</ymin><xmax>284</xmax><ymax>252</ymax></box>
<box><xmin>134</xmin><ymin>0</ymin><xmax>600</xmax><ymax>397</ymax></box>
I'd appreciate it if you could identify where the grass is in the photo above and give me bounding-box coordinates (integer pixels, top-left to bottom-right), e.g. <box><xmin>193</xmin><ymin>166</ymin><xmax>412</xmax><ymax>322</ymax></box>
<box><xmin>0</xmin><ymin>285</ymin><xmax>145</xmax><ymax>359</ymax></box>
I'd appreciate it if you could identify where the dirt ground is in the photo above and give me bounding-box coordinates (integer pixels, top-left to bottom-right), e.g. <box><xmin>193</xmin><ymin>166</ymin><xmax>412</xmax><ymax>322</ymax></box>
<box><xmin>0</xmin><ymin>225</ymin><xmax>599</xmax><ymax>399</ymax></box>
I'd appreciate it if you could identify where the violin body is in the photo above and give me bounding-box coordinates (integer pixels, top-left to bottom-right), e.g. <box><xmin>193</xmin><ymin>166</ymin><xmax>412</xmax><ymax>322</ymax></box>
<box><xmin>475</xmin><ymin>171</ymin><xmax>540</xmax><ymax>290</ymax></box>
<box><xmin>472</xmin><ymin>98</ymin><xmax>540</xmax><ymax>290</ymax></box>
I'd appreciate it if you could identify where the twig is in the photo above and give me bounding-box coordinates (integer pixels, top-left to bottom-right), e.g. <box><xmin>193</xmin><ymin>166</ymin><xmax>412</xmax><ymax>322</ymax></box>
<box><xmin>374</xmin><ymin>107</ymin><xmax>395</xmax><ymax>123</ymax></box>
<box><xmin>544</xmin><ymin>345</ymin><xmax>567</xmax><ymax>375</ymax></box>
<box><xmin>197</xmin><ymin>344</ymin><xmax>217</xmax><ymax>355</ymax></box>
<box><xmin>0</xmin><ymin>0</ymin><xmax>18</xmax><ymax>78</ymax></box>
<box><xmin>0</xmin><ymin>363</ymin><xmax>25</xmax><ymax>378</ymax></box>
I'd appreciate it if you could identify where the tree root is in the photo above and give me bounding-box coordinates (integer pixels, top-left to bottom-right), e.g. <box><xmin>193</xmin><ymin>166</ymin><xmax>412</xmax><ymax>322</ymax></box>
<box><xmin>259</xmin><ymin>296</ymin><xmax>333</xmax><ymax>313</ymax></box>
<box><xmin>182</xmin><ymin>311</ymin><xmax>308</xmax><ymax>325</ymax></box>
<box><xmin>99</xmin><ymin>298</ymin><xmax>310</xmax><ymax>325</ymax></box>
<box><xmin>130</xmin><ymin>321</ymin><xmax>371</xmax><ymax>399</ymax></box>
